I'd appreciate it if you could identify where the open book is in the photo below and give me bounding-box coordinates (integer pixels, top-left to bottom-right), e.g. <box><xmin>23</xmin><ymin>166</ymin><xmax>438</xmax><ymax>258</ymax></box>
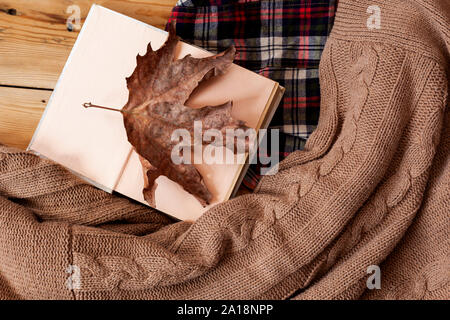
<box><xmin>28</xmin><ymin>5</ymin><xmax>284</xmax><ymax>221</ymax></box>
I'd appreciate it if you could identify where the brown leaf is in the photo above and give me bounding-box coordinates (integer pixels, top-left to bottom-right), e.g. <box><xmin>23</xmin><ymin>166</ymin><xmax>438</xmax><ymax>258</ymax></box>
<box><xmin>86</xmin><ymin>22</ymin><xmax>250</xmax><ymax>207</ymax></box>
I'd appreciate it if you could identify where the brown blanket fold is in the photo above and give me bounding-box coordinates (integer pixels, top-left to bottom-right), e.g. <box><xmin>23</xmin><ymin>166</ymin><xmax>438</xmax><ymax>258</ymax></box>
<box><xmin>0</xmin><ymin>0</ymin><xmax>448</xmax><ymax>300</ymax></box>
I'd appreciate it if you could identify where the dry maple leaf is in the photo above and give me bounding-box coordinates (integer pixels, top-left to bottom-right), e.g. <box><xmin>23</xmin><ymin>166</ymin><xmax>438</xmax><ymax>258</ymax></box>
<box><xmin>84</xmin><ymin>22</ymin><xmax>250</xmax><ymax>207</ymax></box>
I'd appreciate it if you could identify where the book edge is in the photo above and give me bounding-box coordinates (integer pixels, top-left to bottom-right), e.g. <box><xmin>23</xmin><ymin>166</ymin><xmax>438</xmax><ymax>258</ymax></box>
<box><xmin>26</xmin><ymin>149</ymin><xmax>113</xmax><ymax>193</ymax></box>
<box><xmin>227</xmin><ymin>83</ymin><xmax>285</xmax><ymax>199</ymax></box>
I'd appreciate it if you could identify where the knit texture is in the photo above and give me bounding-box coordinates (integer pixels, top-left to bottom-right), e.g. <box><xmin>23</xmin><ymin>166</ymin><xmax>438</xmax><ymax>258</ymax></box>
<box><xmin>0</xmin><ymin>0</ymin><xmax>448</xmax><ymax>299</ymax></box>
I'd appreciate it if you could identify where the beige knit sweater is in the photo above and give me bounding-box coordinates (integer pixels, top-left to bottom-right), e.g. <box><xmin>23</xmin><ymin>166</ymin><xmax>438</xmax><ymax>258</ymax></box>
<box><xmin>0</xmin><ymin>0</ymin><xmax>448</xmax><ymax>300</ymax></box>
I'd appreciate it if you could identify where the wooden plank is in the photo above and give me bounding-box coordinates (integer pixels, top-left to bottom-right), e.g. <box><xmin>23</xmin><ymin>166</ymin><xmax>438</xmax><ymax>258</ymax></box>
<box><xmin>0</xmin><ymin>0</ymin><xmax>177</xmax><ymax>89</ymax></box>
<box><xmin>0</xmin><ymin>87</ymin><xmax>50</xmax><ymax>149</ymax></box>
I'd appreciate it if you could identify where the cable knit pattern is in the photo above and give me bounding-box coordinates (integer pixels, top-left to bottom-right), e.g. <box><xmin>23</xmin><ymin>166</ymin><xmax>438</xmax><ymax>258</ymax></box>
<box><xmin>0</xmin><ymin>0</ymin><xmax>448</xmax><ymax>299</ymax></box>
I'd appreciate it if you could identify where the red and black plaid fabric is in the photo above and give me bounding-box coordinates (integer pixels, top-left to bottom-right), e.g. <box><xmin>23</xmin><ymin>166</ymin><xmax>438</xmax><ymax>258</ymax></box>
<box><xmin>168</xmin><ymin>0</ymin><xmax>336</xmax><ymax>190</ymax></box>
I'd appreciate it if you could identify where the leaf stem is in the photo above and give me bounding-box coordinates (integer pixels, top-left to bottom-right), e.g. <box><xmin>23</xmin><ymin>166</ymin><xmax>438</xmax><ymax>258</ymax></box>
<box><xmin>83</xmin><ymin>102</ymin><xmax>123</xmax><ymax>113</ymax></box>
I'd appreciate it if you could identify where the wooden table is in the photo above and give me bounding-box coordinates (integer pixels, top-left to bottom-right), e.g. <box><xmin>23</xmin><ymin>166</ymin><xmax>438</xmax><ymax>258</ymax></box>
<box><xmin>0</xmin><ymin>0</ymin><xmax>176</xmax><ymax>150</ymax></box>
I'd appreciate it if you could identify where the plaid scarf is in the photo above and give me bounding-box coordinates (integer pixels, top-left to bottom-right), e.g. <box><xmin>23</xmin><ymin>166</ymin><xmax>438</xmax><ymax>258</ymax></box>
<box><xmin>168</xmin><ymin>0</ymin><xmax>336</xmax><ymax>190</ymax></box>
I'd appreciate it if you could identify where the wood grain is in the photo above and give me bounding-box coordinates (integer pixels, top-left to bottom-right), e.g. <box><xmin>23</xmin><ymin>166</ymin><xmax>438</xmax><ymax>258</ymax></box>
<box><xmin>0</xmin><ymin>87</ymin><xmax>50</xmax><ymax>149</ymax></box>
<box><xmin>0</xmin><ymin>0</ymin><xmax>176</xmax><ymax>149</ymax></box>
<box><xmin>0</xmin><ymin>0</ymin><xmax>176</xmax><ymax>89</ymax></box>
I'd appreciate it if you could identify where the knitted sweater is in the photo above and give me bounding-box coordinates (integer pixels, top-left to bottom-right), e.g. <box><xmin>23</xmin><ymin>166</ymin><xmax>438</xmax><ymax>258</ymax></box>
<box><xmin>0</xmin><ymin>0</ymin><xmax>448</xmax><ymax>299</ymax></box>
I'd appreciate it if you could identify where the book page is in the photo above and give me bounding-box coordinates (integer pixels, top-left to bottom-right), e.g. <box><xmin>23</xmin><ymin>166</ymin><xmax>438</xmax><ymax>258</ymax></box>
<box><xmin>27</xmin><ymin>5</ymin><xmax>168</xmax><ymax>191</ymax></box>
